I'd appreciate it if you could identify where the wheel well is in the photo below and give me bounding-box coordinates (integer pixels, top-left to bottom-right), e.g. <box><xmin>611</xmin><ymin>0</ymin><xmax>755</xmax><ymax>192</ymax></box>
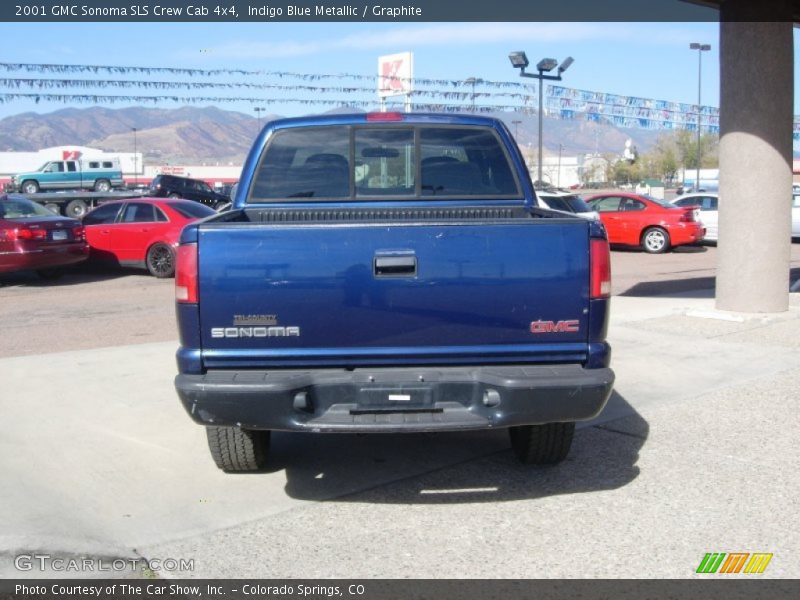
<box><xmin>640</xmin><ymin>225</ymin><xmax>668</xmax><ymax>243</ymax></box>
<box><xmin>146</xmin><ymin>241</ymin><xmax>174</xmax><ymax>258</ymax></box>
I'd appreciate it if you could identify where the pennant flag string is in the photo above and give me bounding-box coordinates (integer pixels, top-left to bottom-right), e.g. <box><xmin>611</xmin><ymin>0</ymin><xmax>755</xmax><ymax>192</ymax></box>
<box><xmin>0</xmin><ymin>62</ymin><xmax>539</xmax><ymax>91</ymax></box>
<box><xmin>0</xmin><ymin>77</ymin><xmax>539</xmax><ymax>102</ymax></box>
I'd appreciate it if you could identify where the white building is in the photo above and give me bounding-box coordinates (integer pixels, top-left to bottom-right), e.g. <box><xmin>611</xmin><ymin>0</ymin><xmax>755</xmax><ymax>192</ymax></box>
<box><xmin>0</xmin><ymin>146</ymin><xmax>141</xmax><ymax>179</ymax></box>
<box><xmin>0</xmin><ymin>145</ymin><xmax>241</xmax><ymax>189</ymax></box>
<box><xmin>540</xmin><ymin>155</ymin><xmax>581</xmax><ymax>189</ymax></box>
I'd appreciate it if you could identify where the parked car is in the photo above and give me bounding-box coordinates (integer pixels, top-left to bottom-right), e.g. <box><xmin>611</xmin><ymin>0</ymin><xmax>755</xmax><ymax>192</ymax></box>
<box><xmin>149</xmin><ymin>174</ymin><xmax>231</xmax><ymax>210</ymax></box>
<box><xmin>794</xmin><ymin>193</ymin><xmax>800</xmax><ymax>238</ymax></box>
<box><xmin>671</xmin><ymin>193</ymin><xmax>719</xmax><ymax>242</ymax></box>
<box><xmin>673</xmin><ymin>192</ymin><xmax>800</xmax><ymax>242</ymax></box>
<box><xmin>585</xmin><ymin>192</ymin><xmax>704</xmax><ymax>253</ymax></box>
<box><xmin>537</xmin><ymin>190</ymin><xmax>599</xmax><ymax>220</ymax></box>
<box><xmin>0</xmin><ymin>193</ymin><xmax>89</xmax><ymax>278</ymax></box>
<box><xmin>82</xmin><ymin>198</ymin><xmax>215</xmax><ymax>278</ymax></box>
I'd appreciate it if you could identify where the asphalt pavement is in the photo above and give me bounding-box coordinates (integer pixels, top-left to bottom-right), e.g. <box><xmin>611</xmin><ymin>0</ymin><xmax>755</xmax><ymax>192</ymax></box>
<box><xmin>1</xmin><ymin>287</ymin><xmax>798</xmax><ymax>578</ymax></box>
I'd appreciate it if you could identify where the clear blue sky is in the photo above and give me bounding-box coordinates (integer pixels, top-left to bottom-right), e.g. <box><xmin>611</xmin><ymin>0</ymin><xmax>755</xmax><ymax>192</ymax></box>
<box><xmin>0</xmin><ymin>21</ymin><xmax>797</xmax><ymax>122</ymax></box>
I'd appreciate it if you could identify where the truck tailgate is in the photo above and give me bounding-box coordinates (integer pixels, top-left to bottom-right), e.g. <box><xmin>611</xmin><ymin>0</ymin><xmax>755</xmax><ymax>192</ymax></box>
<box><xmin>196</xmin><ymin>214</ymin><xmax>591</xmax><ymax>368</ymax></box>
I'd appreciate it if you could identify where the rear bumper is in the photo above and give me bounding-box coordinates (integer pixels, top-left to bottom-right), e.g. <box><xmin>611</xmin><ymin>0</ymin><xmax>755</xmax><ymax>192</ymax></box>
<box><xmin>0</xmin><ymin>244</ymin><xmax>89</xmax><ymax>273</ymax></box>
<box><xmin>668</xmin><ymin>222</ymin><xmax>705</xmax><ymax>245</ymax></box>
<box><xmin>175</xmin><ymin>364</ymin><xmax>615</xmax><ymax>433</ymax></box>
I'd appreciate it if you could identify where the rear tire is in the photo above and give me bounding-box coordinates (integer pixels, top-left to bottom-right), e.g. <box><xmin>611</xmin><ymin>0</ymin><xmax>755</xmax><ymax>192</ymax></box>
<box><xmin>65</xmin><ymin>199</ymin><xmax>88</xmax><ymax>218</ymax></box>
<box><xmin>509</xmin><ymin>422</ymin><xmax>575</xmax><ymax>465</ymax></box>
<box><xmin>206</xmin><ymin>427</ymin><xmax>270</xmax><ymax>472</ymax></box>
<box><xmin>21</xmin><ymin>180</ymin><xmax>39</xmax><ymax>194</ymax></box>
<box><xmin>168</xmin><ymin>192</ymin><xmax>181</xmax><ymax>199</ymax></box>
<box><xmin>94</xmin><ymin>179</ymin><xmax>111</xmax><ymax>192</ymax></box>
<box><xmin>145</xmin><ymin>242</ymin><xmax>175</xmax><ymax>278</ymax></box>
<box><xmin>641</xmin><ymin>226</ymin><xmax>670</xmax><ymax>254</ymax></box>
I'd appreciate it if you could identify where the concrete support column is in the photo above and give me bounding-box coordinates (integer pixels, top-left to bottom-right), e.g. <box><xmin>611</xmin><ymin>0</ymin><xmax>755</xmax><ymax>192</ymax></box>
<box><xmin>716</xmin><ymin>12</ymin><xmax>793</xmax><ymax>312</ymax></box>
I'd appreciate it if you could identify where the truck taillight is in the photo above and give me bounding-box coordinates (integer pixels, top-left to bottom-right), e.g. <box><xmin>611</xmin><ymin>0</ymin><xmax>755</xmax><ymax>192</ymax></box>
<box><xmin>590</xmin><ymin>238</ymin><xmax>611</xmax><ymax>299</ymax></box>
<box><xmin>175</xmin><ymin>243</ymin><xmax>198</xmax><ymax>303</ymax></box>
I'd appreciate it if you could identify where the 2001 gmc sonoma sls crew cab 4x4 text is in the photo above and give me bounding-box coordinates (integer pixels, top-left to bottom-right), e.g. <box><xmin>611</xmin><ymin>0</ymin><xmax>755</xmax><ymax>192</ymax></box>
<box><xmin>173</xmin><ymin>112</ymin><xmax>615</xmax><ymax>472</ymax></box>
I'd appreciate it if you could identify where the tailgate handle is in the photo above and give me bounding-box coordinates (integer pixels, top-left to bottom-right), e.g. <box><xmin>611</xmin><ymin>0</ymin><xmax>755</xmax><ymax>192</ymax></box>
<box><xmin>374</xmin><ymin>255</ymin><xmax>417</xmax><ymax>277</ymax></box>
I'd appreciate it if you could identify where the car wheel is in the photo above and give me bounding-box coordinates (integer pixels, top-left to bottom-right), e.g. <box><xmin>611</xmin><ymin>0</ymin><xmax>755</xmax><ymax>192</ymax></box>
<box><xmin>94</xmin><ymin>179</ymin><xmax>111</xmax><ymax>192</ymax></box>
<box><xmin>206</xmin><ymin>426</ymin><xmax>270</xmax><ymax>472</ymax></box>
<box><xmin>21</xmin><ymin>180</ymin><xmax>39</xmax><ymax>194</ymax></box>
<box><xmin>36</xmin><ymin>267</ymin><xmax>64</xmax><ymax>280</ymax></box>
<box><xmin>145</xmin><ymin>242</ymin><xmax>175</xmax><ymax>278</ymax></box>
<box><xmin>168</xmin><ymin>192</ymin><xmax>181</xmax><ymax>199</ymax></box>
<box><xmin>43</xmin><ymin>203</ymin><xmax>61</xmax><ymax>215</ymax></box>
<box><xmin>509</xmin><ymin>422</ymin><xmax>575</xmax><ymax>465</ymax></box>
<box><xmin>641</xmin><ymin>227</ymin><xmax>670</xmax><ymax>254</ymax></box>
<box><xmin>65</xmin><ymin>199</ymin><xmax>88</xmax><ymax>218</ymax></box>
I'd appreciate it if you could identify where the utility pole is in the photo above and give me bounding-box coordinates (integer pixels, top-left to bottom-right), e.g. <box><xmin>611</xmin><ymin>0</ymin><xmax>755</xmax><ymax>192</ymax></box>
<box><xmin>557</xmin><ymin>143</ymin><xmax>563</xmax><ymax>188</ymax></box>
<box><xmin>131</xmin><ymin>127</ymin><xmax>138</xmax><ymax>187</ymax></box>
<box><xmin>690</xmin><ymin>42</ymin><xmax>711</xmax><ymax>191</ymax></box>
<box><xmin>464</xmin><ymin>77</ymin><xmax>483</xmax><ymax>113</ymax></box>
<box><xmin>254</xmin><ymin>106</ymin><xmax>265</xmax><ymax>131</ymax></box>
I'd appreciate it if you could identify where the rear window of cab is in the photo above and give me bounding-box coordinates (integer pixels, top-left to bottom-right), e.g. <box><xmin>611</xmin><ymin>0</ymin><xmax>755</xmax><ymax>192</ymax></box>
<box><xmin>247</xmin><ymin>125</ymin><xmax>521</xmax><ymax>202</ymax></box>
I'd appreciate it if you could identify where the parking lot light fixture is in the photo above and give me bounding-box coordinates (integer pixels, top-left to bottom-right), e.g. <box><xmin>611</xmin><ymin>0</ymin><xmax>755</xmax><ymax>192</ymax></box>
<box><xmin>509</xmin><ymin>53</ymin><xmax>575</xmax><ymax>187</ymax></box>
<box><xmin>536</xmin><ymin>58</ymin><xmax>558</xmax><ymax>73</ymax></box>
<box><xmin>508</xmin><ymin>51</ymin><xmax>529</xmax><ymax>70</ymax></box>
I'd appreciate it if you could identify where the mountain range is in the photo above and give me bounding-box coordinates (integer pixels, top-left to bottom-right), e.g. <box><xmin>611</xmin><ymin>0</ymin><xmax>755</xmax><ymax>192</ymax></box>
<box><xmin>0</xmin><ymin>105</ymin><xmax>666</xmax><ymax>165</ymax></box>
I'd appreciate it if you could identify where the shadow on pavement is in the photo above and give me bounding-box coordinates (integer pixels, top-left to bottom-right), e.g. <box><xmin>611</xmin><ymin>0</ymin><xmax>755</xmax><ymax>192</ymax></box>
<box><xmin>268</xmin><ymin>391</ymin><xmax>646</xmax><ymax>504</ymax></box>
<box><xmin>611</xmin><ymin>244</ymin><xmax>708</xmax><ymax>254</ymax></box>
<box><xmin>620</xmin><ymin>266</ymin><xmax>800</xmax><ymax>297</ymax></box>
<box><xmin>0</xmin><ymin>262</ymin><xmax>149</xmax><ymax>288</ymax></box>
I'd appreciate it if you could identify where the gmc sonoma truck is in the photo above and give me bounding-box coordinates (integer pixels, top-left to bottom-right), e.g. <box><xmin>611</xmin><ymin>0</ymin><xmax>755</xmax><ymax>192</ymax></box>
<box><xmin>174</xmin><ymin>113</ymin><xmax>614</xmax><ymax>472</ymax></box>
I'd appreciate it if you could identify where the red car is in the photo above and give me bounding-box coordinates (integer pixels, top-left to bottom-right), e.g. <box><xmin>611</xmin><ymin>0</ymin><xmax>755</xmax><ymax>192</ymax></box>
<box><xmin>0</xmin><ymin>194</ymin><xmax>89</xmax><ymax>278</ymax></box>
<box><xmin>585</xmin><ymin>193</ymin><xmax>705</xmax><ymax>253</ymax></box>
<box><xmin>82</xmin><ymin>198</ymin><xmax>215</xmax><ymax>277</ymax></box>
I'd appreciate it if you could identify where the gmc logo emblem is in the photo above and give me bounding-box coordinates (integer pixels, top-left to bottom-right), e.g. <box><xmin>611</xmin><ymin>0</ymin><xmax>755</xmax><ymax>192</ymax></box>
<box><xmin>530</xmin><ymin>319</ymin><xmax>580</xmax><ymax>334</ymax></box>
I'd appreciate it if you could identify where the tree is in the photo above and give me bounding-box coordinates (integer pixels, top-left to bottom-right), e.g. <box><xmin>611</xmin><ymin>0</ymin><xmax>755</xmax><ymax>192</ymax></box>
<box><xmin>674</xmin><ymin>130</ymin><xmax>718</xmax><ymax>170</ymax></box>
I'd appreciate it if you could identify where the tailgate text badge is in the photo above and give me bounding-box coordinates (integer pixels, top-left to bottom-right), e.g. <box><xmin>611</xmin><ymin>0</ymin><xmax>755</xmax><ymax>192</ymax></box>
<box><xmin>211</xmin><ymin>326</ymin><xmax>300</xmax><ymax>338</ymax></box>
<box><xmin>529</xmin><ymin>320</ymin><xmax>580</xmax><ymax>334</ymax></box>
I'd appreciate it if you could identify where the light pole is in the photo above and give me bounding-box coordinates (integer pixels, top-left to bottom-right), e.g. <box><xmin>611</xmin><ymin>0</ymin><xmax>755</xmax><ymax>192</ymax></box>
<box><xmin>690</xmin><ymin>42</ymin><xmax>711</xmax><ymax>192</ymax></box>
<box><xmin>557</xmin><ymin>143</ymin><xmax>563</xmax><ymax>188</ymax></box>
<box><xmin>464</xmin><ymin>77</ymin><xmax>484</xmax><ymax>112</ymax></box>
<box><xmin>254</xmin><ymin>106</ymin><xmax>265</xmax><ymax>130</ymax></box>
<box><xmin>509</xmin><ymin>51</ymin><xmax>573</xmax><ymax>188</ymax></box>
<box><xmin>512</xmin><ymin>119</ymin><xmax>522</xmax><ymax>140</ymax></box>
<box><xmin>131</xmin><ymin>127</ymin><xmax>138</xmax><ymax>188</ymax></box>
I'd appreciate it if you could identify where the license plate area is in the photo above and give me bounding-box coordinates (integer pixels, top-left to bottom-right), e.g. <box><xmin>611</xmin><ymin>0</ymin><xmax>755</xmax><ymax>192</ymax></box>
<box><xmin>353</xmin><ymin>386</ymin><xmax>435</xmax><ymax>413</ymax></box>
<box><xmin>51</xmin><ymin>230</ymin><xmax>68</xmax><ymax>241</ymax></box>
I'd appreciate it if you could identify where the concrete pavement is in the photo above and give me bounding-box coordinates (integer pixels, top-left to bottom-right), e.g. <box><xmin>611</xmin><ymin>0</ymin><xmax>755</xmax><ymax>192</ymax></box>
<box><xmin>0</xmin><ymin>290</ymin><xmax>798</xmax><ymax>578</ymax></box>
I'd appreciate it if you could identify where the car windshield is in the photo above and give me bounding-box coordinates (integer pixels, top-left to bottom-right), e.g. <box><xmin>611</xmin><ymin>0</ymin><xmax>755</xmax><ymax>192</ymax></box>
<box><xmin>562</xmin><ymin>195</ymin><xmax>592</xmax><ymax>212</ymax></box>
<box><xmin>0</xmin><ymin>195</ymin><xmax>55</xmax><ymax>219</ymax></box>
<box><xmin>169</xmin><ymin>201</ymin><xmax>216</xmax><ymax>219</ymax></box>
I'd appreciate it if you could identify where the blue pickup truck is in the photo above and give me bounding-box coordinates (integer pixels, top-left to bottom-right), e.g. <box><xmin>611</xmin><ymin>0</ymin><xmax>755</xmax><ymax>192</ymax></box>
<box><xmin>173</xmin><ymin>113</ymin><xmax>615</xmax><ymax>472</ymax></box>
